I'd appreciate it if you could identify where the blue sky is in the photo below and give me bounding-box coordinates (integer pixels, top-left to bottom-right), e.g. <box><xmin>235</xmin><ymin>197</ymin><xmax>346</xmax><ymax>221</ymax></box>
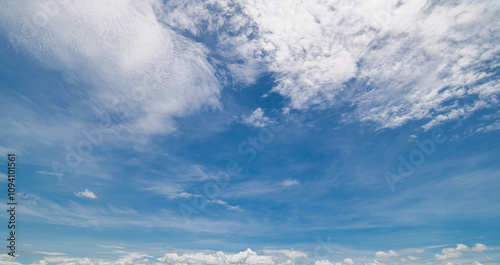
<box><xmin>0</xmin><ymin>0</ymin><xmax>499</xmax><ymax>264</ymax></box>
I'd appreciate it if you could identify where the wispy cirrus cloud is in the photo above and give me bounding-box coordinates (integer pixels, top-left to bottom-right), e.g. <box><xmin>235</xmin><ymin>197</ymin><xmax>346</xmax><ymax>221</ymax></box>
<box><xmin>0</xmin><ymin>0</ymin><xmax>222</xmax><ymax>137</ymax></box>
<box><xmin>161</xmin><ymin>0</ymin><xmax>499</xmax><ymax>131</ymax></box>
<box><xmin>242</xmin><ymin>108</ymin><xmax>272</xmax><ymax>128</ymax></box>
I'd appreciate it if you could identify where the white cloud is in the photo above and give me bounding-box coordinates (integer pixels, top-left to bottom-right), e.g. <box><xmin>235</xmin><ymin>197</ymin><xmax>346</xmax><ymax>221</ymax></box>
<box><xmin>435</xmin><ymin>247</ymin><xmax>463</xmax><ymax>260</ymax></box>
<box><xmin>0</xmin><ymin>173</ymin><xmax>7</xmax><ymax>182</ymax></box>
<box><xmin>163</xmin><ymin>0</ymin><xmax>499</xmax><ymax>131</ymax></box>
<box><xmin>375</xmin><ymin>250</ymin><xmax>399</xmax><ymax>258</ymax></box>
<box><xmin>262</xmin><ymin>249</ymin><xmax>307</xmax><ymax>260</ymax></box>
<box><xmin>243</xmin><ymin>108</ymin><xmax>272</xmax><ymax>128</ymax></box>
<box><xmin>3</xmin><ymin>0</ymin><xmax>497</xmax><ymax>138</ymax></box>
<box><xmin>98</xmin><ymin>245</ymin><xmax>125</xmax><ymax>249</ymax></box>
<box><xmin>434</xmin><ymin>243</ymin><xmax>493</xmax><ymax>260</ymax></box>
<box><xmin>366</xmin><ymin>260</ymin><xmax>386</xmax><ymax>265</ymax></box>
<box><xmin>456</xmin><ymin>244</ymin><xmax>470</xmax><ymax>252</ymax></box>
<box><xmin>142</xmin><ymin>182</ymin><xmax>196</xmax><ymax>200</ymax></box>
<box><xmin>33</xmin><ymin>252</ymin><xmax>66</xmax><ymax>256</ymax></box>
<box><xmin>475</xmin><ymin>120</ymin><xmax>500</xmax><ymax>133</ymax></box>
<box><xmin>25</xmin><ymin>246</ymin><xmax>500</xmax><ymax>265</ymax></box>
<box><xmin>31</xmin><ymin>250</ymin><xmax>292</xmax><ymax>265</ymax></box>
<box><xmin>281</xmin><ymin>179</ymin><xmax>299</xmax><ymax>187</ymax></box>
<box><xmin>408</xmin><ymin>255</ymin><xmax>420</xmax><ymax>260</ymax></box>
<box><xmin>473</xmin><ymin>262</ymin><xmax>483</xmax><ymax>265</ymax></box>
<box><xmin>471</xmin><ymin>243</ymin><xmax>492</xmax><ymax>252</ymax></box>
<box><xmin>158</xmin><ymin>248</ymin><xmax>275</xmax><ymax>265</ymax></box>
<box><xmin>30</xmin><ymin>261</ymin><xmax>47</xmax><ymax>265</ymax></box>
<box><xmin>206</xmin><ymin>199</ymin><xmax>242</xmax><ymax>211</ymax></box>
<box><xmin>0</xmin><ymin>146</ymin><xmax>13</xmax><ymax>157</ymax></box>
<box><xmin>35</xmin><ymin>171</ymin><xmax>63</xmax><ymax>177</ymax></box>
<box><xmin>402</xmin><ymin>244</ymin><xmax>450</xmax><ymax>254</ymax></box>
<box><xmin>344</xmin><ymin>258</ymin><xmax>354</xmax><ymax>265</ymax></box>
<box><xmin>0</xmin><ymin>0</ymin><xmax>222</xmax><ymax>137</ymax></box>
<box><xmin>314</xmin><ymin>261</ymin><xmax>339</xmax><ymax>265</ymax></box>
<box><xmin>117</xmin><ymin>252</ymin><xmax>153</xmax><ymax>264</ymax></box>
<box><xmin>74</xmin><ymin>189</ymin><xmax>97</xmax><ymax>199</ymax></box>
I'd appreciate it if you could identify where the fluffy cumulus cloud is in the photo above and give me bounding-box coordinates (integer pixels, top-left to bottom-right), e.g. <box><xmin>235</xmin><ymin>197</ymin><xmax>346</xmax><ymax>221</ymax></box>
<box><xmin>158</xmin><ymin>249</ymin><xmax>275</xmax><ymax>265</ymax></box>
<box><xmin>0</xmin><ymin>0</ymin><xmax>222</xmax><ymax>136</ymax></box>
<box><xmin>375</xmin><ymin>250</ymin><xmax>399</xmax><ymax>258</ymax></box>
<box><xmin>435</xmin><ymin>243</ymin><xmax>494</xmax><ymax>260</ymax></box>
<box><xmin>25</xmin><ymin>244</ymin><xmax>499</xmax><ymax>265</ymax></box>
<box><xmin>74</xmin><ymin>188</ymin><xmax>97</xmax><ymax>199</ymax></box>
<box><xmin>471</xmin><ymin>243</ymin><xmax>492</xmax><ymax>252</ymax></box>
<box><xmin>29</xmin><ymin>249</ymin><xmax>277</xmax><ymax>265</ymax></box>
<box><xmin>344</xmin><ymin>258</ymin><xmax>354</xmax><ymax>265</ymax></box>
<box><xmin>435</xmin><ymin>247</ymin><xmax>463</xmax><ymax>260</ymax></box>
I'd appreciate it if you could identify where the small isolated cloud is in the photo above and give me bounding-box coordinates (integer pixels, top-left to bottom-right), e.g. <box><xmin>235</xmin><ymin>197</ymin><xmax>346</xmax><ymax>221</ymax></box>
<box><xmin>408</xmin><ymin>255</ymin><xmax>420</xmax><ymax>260</ymax></box>
<box><xmin>242</xmin><ymin>108</ymin><xmax>271</xmax><ymax>128</ymax></box>
<box><xmin>207</xmin><ymin>199</ymin><xmax>242</xmax><ymax>211</ymax></box>
<box><xmin>74</xmin><ymin>189</ymin><xmax>97</xmax><ymax>199</ymax></box>
<box><xmin>375</xmin><ymin>250</ymin><xmax>399</xmax><ymax>258</ymax></box>
<box><xmin>473</xmin><ymin>262</ymin><xmax>483</xmax><ymax>265</ymax></box>
<box><xmin>455</xmin><ymin>244</ymin><xmax>470</xmax><ymax>252</ymax></box>
<box><xmin>281</xmin><ymin>179</ymin><xmax>299</xmax><ymax>187</ymax></box>
<box><xmin>472</xmin><ymin>243</ymin><xmax>492</xmax><ymax>252</ymax></box>
<box><xmin>36</xmin><ymin>171</ymin><xmax>63</xmax><ymax>177</ymax></box>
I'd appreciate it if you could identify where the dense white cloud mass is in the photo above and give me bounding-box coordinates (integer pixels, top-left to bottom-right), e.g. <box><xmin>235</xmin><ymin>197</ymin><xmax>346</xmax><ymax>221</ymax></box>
<box><xmin>22</xmin><ymin>243</ymin><xmax>499</xmax><ymax>265</ymax></box>
<box><xmin>1</xmin><ymin>0</ymin><xmax>497</xmax><ymax>134</ymax></box>
<box><xmin>162</xmin><ymin>0</ymin><xmax>499</xmax><ymax>130</ymax></box>
<box><xmin>241</xmin><ymin>0</ymin><xmax>499</xmax><ymax>129</ymax></box>
<box><xmin>0</xmin><ymin>0</ymin><xmax>222</xmax><ymax>136</ymax></box>
<box><xmin>158</xmin><ymin>249</ymin><xmax>276</xmax><ymax>265</ymax></box>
